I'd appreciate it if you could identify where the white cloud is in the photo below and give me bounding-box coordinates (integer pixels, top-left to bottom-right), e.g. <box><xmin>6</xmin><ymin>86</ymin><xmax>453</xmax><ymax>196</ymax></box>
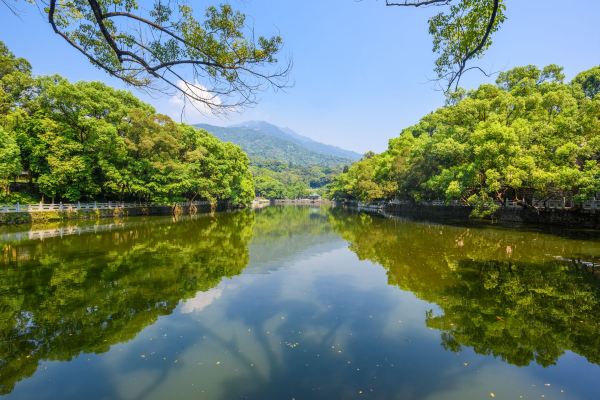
<box><xmin>168</xmin><ymin>80</ymin><xmax>222</xmax><ymax>122</ymax></box>
<box><xmin>180</xmin><ymin>286</ymin><xmax>223</xmax><ymax>314</ymax></box>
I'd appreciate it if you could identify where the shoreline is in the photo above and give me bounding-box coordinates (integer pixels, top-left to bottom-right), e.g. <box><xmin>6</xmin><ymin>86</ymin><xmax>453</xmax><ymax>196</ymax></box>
<box><xmin>0</xmin><ymin>201</ymin><xmax>237</xmax><ymax>226</ymax></box>
<box><xmin>337</xmin><ymin>200</ymin><xmax>600</xmax><ymax>230</ymax></box>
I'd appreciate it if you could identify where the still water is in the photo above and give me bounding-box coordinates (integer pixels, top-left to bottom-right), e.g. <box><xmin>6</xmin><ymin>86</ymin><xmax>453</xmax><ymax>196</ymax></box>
<box><xmin>1</xmin><ymin>207</ymin><xmax>600</xmax><ymax>399</ymax></box>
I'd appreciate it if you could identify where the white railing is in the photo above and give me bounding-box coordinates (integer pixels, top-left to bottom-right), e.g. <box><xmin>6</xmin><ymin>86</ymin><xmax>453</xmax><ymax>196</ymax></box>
<box><xmin>0</xmin><ymin>200</ymin><xmax>212</xmax><ymax>213</ymax></box>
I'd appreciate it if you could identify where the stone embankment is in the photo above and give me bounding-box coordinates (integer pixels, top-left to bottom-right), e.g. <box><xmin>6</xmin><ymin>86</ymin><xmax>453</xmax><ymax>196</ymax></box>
<box><xmin>339</xmin><ymin>199</ymin><xmax>600</xmax><ymax>229</ymax></box>
<box><xmin>0</xmin><ymin>201</ymin><xmax>223</xmax><ymax>225</ymax></box>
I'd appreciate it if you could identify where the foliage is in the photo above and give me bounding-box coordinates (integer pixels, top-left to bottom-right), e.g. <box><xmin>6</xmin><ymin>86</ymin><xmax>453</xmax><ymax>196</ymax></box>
<box><xmin>0</xmin><ymin>42</ymin><xmax>254</xmax><ymax>205</ymax></box>
<box><xmin>36</xmin><ymin>0</ymin><xmax>288</xmax><ymax>110</ymax></box>
<box><xmin>429</xmin><ymin>0</ymin><xmax>505</xmax><ymax>90</ymax></box>
<box><xmin>327</xmin><ymin>152</ymin><xmax>397</xmax><ymax>202</ymax></box>
<box><xmin>330</xmin><ymin>64</ymin><xmax>600</xmax><ymax>216</ymax></box>
<box><xmin>0</xmin><ymin>126</ymin><xmax>21</xmax><ymax>197</ymax></box>
<box><xmin>252</xmin><ymin>161</ymin><xmax>341</xmax><ymax>199</ymax></box>
<box><xmin>197</xmin><ymin>122</ymin><xmax>355</xmax><ymax>199</ymax></box>
<box><xmin>386</xmin><ymin>0</ymin><xmax>506</xmax><ymax>92</ymax></box>
<box><xmin>0</xmin><ymin>41</ymin><xmax>32</xmax><ymax>114</ymax></box>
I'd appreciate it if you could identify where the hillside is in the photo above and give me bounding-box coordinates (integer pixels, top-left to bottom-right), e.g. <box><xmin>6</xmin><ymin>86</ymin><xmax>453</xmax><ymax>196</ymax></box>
<box><xmin>195</xmin><ymin>121</ymin><xmax>360</xmax><ymax>167</ymax></box>
<box><xmin>194</xmin><ymin>121</ymin><xmax>361</xmax><ymax>198</ymax></box>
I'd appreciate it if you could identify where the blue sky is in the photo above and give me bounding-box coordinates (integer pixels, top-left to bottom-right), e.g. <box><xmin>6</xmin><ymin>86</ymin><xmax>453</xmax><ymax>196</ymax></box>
<box><xmin>1</xmin><ymin>0</ymin><xmax>599</xmax><ymax>153</ymax></box>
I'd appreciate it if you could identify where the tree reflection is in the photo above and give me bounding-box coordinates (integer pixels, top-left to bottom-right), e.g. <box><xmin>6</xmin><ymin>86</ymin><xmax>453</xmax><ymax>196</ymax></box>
<box><xmin>329</xmin><ymin>210</ymin><xmax>600</xmax><ymax>367</ymax></box>
<box><xmin>0</xmin><ymin>212</ymin><xmax>254</xmax><ymax>394</ymax></box>
<box><xmin>427</xmin><ymin>259</ymin><xmax>600</xmax><ymax>367</ymax></box>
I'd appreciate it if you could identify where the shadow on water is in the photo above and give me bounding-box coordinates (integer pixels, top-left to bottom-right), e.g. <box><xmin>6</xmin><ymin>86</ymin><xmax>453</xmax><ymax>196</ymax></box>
<box><xmin>348</xmin><ymin>207</ymin><xmax>600</xmax><ymax>241</ymax></box>
<box><xmin>425</xmin><ymin>259</ymin><xmax>600</xmax><ymax>367</ymax></box>
<box><xmin>0</xmin><ymin>206</ymin><xmax>338</xmax><ymax>397</ymax></box>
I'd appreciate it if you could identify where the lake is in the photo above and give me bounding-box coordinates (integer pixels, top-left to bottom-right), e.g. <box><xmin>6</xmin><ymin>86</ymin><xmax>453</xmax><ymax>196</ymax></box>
<box><xmin>1</xmin><ymin>206</ymin><xmax>600</xmax><ymax>399</ymax></box>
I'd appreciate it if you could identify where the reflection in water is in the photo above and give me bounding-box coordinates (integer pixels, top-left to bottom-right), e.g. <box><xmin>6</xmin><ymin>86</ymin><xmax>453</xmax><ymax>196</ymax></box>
<box><xmin>0</xmin><ymin>207</ymin><xmax>599</xmax><ymax>399</ymax></box>
<box><xmin>426</xmin><ymin>259</ymin><xmax>600</xmax><ymax>367</ymax></box>
<box><xmin>0</xmin><ymin>212</ymin><xmax>254</xmax><ymax>395</ymax></box>
<box><xmin>328</xmin><ymin>209</ymin><xmax>600</xmax><ymax>368</ymax></box>
<box><xmin>248</xmin><ymin>206</ymin><xmax>344</xmax><ymax>272</ymax></box>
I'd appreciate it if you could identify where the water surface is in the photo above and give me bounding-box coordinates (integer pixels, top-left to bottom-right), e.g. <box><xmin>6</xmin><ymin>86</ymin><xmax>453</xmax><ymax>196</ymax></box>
<box><xmin>1</xmin><ymin>207</ymin><xmax>600</xmax><ymax>399</ymax></box>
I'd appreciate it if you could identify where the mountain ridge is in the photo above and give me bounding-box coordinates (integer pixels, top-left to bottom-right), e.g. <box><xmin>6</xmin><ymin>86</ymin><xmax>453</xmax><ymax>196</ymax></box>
<box><xmin>195</xmin><ymin>121</ymin><xmax>361</xmax><ymax>167</ymax></box>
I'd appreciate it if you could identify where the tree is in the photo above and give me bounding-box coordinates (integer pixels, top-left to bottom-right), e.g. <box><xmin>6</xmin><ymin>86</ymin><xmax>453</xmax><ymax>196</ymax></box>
<box><xmin>0</xmin><ymin>41</ymin><xmax>32</xmax><ymax>114</ymax></box>
<box><xmin>11</xmin><ymin>0</ymin><xmax>289</xmax><ymax>112</ymax></box>
<box><xmin>254</xmin><ymin>174</ymin><xmax>287</xmax><ymax>199</ymax></box>
<box><xmin>328</xmin><ymin>153</ymin><xmax>397</xmax><ymax>202</ymax></box>
<box><xmin>572</xmin><ymin>66</ymin><xmax>600</xmax><ymax>99</ymax></box>
<box><xmin>175</xmin><ymin>127</ymin><xmax>255</xmax><ymax>206</ymax></box>
<box><xmin>0</xmin><ymin>41</ymin><xmax>257</xmax><ymax>204</ymax></box>
<box><xmin>0</xmin><ymin>43</ymin><xmax>29</xmax><ymax>199</ymax></box>
<box><xmin>385</xmin><ymin>0</ymin><xmax>506</xmax><ymax>92</ymax></box>
<box><xmin>0</xmin><ymin>126</ymin><xmax>21</xmax><ymax>197</ymax></box>
<box><xmin>330</xmin><ymin>64</ymin><xmax>600</xmax><ymax>216</ymax></box>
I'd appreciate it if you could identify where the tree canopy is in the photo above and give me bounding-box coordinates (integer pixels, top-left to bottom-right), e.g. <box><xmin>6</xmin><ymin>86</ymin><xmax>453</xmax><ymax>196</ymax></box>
<box><xmin>0</xmin><ymin>41</ymin><xmax>254</xmax><ymax>205</ymax></box>
<box><xmin>329</xmin><ymin>64</ymin><xmax>600</xmax><ymax>216</ymax></box>
<box><xmin>251</xmin><ymin>160</ymin><xmax>341</xmax><ymax>199</ymax></box>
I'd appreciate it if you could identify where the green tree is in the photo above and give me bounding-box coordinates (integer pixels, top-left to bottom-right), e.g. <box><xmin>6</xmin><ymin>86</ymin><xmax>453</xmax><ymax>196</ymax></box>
<box><xmin>0</xmin><ymin>41</ymin><xmax>32</xmax><ymax>114</ymax></box>
<box><xmin>254</xmin><ymin>173</ymin><xmax>287</xmax><ymax>199</ymax></box>
<box><xmin>0</xmin><ymin>41</ymin><xmax>256</xmax><ymax>205</ymax></box>
<box><xmin>331</xmin><ymin>64</ymin><xmax>600</xmax><ymax>217</ymax></box>
<box><xmin>572</xmin><ymin>66</ymin><xmax>600</xmax><ymax>99</ymax></box>
<box><xmin>328</xmin><ymin>152</ymin><xmax>396</xmax><ymax>202</ymax></box>
<box><xmin>0</xmin><ymin>126</ymin><xmax>21</xmax><ymax>197</ymax></box>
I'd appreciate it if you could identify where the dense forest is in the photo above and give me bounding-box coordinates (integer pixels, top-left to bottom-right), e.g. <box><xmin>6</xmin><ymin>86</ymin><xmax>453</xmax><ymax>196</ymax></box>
<box><xmin>251</xmin><ymin>160</ymin><xmax>344</xmax><ymax>199</ymax></box>
<box><xmin>329</xmin><ymin>64</ymin><xmax>600</xmax><ymax>216</ymax></box>
<box><xmin>0</xmin><ymin>42</ymin><xmax>254</xmax><ymax>206</ymax></box>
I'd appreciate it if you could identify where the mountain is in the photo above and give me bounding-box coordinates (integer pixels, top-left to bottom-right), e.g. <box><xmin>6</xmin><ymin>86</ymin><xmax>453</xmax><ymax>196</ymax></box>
<box><xmin>234</xmin><ymin>121</ymin><xmax>362</xmax><ymax>161</ymax></box>
<box><xmin>194</xmin><ymin>121</ymin><xmax>361</xmax><ymax>167</ymax></box>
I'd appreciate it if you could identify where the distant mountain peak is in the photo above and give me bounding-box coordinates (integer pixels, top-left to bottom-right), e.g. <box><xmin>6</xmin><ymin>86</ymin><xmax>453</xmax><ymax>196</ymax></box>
<box><xmin>227</xmin><ymin>120</ymin><xmax>361</xmax><ymax>160</ymax></box>
<box><xmin>195</xmin><ymin>121</ymin><xmax>361</xmax><ymax>167</ymax></box>
<box><xmin>231</xmin><ymin>120</ymin><xmax>280</xmax><ymax>132</ymax></box>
